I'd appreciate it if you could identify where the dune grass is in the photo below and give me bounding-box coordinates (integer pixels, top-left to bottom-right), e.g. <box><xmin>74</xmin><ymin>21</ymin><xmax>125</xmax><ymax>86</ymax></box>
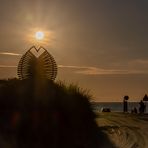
<box><xmin>0</xmin><ymin>78</ymin><xmax>115</xmax><ymax>148</ymax></box>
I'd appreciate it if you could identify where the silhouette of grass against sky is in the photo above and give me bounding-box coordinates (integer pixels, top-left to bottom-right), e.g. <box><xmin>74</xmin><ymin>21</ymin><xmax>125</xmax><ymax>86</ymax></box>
<box><xmin>0</xmin><ymin>78</ymin><xmax>115</xmax><ymax>148</ymax></box>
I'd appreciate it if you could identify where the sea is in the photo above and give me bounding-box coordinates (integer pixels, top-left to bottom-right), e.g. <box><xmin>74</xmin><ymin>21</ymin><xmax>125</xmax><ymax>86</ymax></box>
<box><xmin>91</xmin><ymin>102</ymin><xmax>148</xmax><ymax>113</ymax></box>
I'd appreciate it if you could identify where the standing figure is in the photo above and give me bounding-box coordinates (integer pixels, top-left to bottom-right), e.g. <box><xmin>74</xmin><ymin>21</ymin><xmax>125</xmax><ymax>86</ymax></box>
<box><xmin>143</xmin><ymin>94</ymin><xmax>148</xmax><ymax>113</ymax></box>
<box><xmin>123</xmin><ymin>95</ymin><xmax>129</xmax><ymax>112</ymax></box>
<box><xmin>139</xmin><ymin>100</ymin><xmax>146</xmax><ymax>113</ymax></box>
<box><xmin>134</xmin><ymin>107</ymin><xmax>138</xmax><ymax>114</ymax></box>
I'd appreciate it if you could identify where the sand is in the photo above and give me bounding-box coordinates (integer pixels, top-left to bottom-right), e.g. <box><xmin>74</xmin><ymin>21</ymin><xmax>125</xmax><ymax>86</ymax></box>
<box><xmin>96</xmin><ymin>112</ymin><xmax>148</xmax><ymax>148</ymax></box>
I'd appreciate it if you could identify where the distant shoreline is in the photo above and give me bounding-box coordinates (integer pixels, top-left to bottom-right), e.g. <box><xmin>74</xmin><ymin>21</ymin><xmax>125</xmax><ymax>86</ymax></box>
<box><xmin>91</xmin><ymin>102</ymin><xmax>148</xmax><ymax>113</ymax></box>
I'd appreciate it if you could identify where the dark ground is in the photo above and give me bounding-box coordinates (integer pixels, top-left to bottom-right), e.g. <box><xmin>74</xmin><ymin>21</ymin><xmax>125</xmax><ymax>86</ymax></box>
<box><xmin>0</xmin><ymin>79</ymin><xmax>116</xmax><ymax>148</ymax></box>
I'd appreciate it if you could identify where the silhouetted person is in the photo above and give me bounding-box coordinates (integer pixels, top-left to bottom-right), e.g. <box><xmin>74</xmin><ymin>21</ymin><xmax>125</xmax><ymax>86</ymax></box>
<box><xmin>134</xmin><ymin>107</ymin><xmax>137</xmax><ymax>114</ymax></box>
<box><xmin>143</xmin><ymin>94</ymin><xmax>148</xmax><ymax>101</ymax></box>
<box><xmin>143</xmin><ymin>94</ymin><xmax>148</xmax><ymax>112</ymax></box>
<box><xmin>131</xmin><ymin>107</ymin><xmax>137</xmax><ymax>114</ymax></box>
<box><xmin>139</xmin><ymin>100</ymin><xmax>146</xmax><ymax>113</ymax></box>
<box><xmin>123</xmin><ymin>95</ymin><xmax>129</xmax><ymax>112</ymax></box>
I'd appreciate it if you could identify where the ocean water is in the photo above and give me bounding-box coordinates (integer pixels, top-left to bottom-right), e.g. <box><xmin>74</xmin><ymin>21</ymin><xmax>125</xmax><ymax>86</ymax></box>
<box><xmin>91</xmin><ymin>102</ymin><xmax>148</xmax><ymax>113</ymax></box>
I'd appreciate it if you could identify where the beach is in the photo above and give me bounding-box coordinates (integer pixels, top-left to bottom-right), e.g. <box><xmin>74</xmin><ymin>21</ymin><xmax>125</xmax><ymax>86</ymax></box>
<box><xmin>96</xmin><ymin>112</ymin><xmax>148</xmax><ymax>148</ymax></box>
<box><xmin>92</xmin><ymin>102</ymin><xmax>148</xmax><ymax>113</ymax></box>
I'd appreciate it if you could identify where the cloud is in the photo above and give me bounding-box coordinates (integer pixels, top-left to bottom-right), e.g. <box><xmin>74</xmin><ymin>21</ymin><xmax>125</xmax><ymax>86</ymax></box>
<box><xmin>127</xmin><ymin>59</ymin><xmax>148</xmax><ymax>71</ymax></box>
<box><xmin>58</xmin><ymin>65</ymin><xmax>92</xmax><ymax>69</ymax></box>
<box><xmin>58</xmin><ymin>64</ymin><xmax>148</xmax><ymax>75</ymax></box>
<box><xmin>58</xmin><ymin>65</ymin><xmax>127</xmax><ymax>75</ymax></box>
<box><xmin>0</xmin><ymin>52</ymin><xmax>21</xmax><ymax>56</ymax></box>
<box><xmin>1</xmin><ymin>64</ymin><xmax>127</xmax><ymax>75</ymax></box>
<box><xmin>0</xmin><ymin>65</ymin><xmax>17</xmax><ymax>68</ymax></box>
<box><xmin>1</xmin><ymin>61</ymin><xmax>148</xmax><ymax>75</ymax></box>
<box><xmin>129</xmin><ymin>59</ymin><xmax>148</xmax><ymax>65</ymax></box>
<box><xmin>76</xmin><ymin>67</ymin><xmax>127</xmax><ymax>75</ymax></box>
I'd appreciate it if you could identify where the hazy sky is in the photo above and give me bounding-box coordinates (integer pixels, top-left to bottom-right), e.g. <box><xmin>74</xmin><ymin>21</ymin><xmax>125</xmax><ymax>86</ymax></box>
<box><xmin>0</xmin><ymin>0</ymin><xmax>148</xmax><ymax>102</ymax></box>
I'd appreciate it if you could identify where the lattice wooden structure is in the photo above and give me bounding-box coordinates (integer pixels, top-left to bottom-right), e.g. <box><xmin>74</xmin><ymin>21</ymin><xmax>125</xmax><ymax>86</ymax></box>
<box><xmin>17</xmin><ymin>46</ymin><xmax>57</xmax><ymax>80</ymax></box>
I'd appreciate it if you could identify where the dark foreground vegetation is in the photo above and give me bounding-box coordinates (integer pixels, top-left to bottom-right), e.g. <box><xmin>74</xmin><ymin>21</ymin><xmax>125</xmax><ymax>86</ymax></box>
<box><xmin>0</xmin><ymin>78</ymin><xmax>115</xmax><ymax>148</ymax></box>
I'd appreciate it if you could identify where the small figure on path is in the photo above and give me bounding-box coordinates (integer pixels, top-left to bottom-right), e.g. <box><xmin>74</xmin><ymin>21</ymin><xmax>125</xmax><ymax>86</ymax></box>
<box><xmin>131</xmin><ymin>107</ymin><xmax>137</xmax><ymax>114</ymax></box>
<box><xmin>123</xmin><ymin>95</ymin><xmax>129</xmax><ymax>112</ymax></box>
<box><xmin>134</xmin><ymin>107</ymin><xmax>138</xmax><ymax>114</ymax></box>
<box><xmin>139</xmin><ymin>100</ymin><xmax>146</xmax><ymax>114</ymax></box>
<box><xmin>143</xmin><ymin>94</ymin><xmax>148</xmax><ymax>113</ymax></box>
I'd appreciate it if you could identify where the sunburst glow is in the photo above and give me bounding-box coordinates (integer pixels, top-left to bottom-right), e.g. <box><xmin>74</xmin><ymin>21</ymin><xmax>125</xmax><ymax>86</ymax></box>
<box><xmin>35</xmin><ymin>31</ymin><xmax>44</xmax><ymax>40</ymax></box>
<box><xmin>27</xmin><ymin>28</ymin><xmax>55</xmax><ymax>45</ymax></box>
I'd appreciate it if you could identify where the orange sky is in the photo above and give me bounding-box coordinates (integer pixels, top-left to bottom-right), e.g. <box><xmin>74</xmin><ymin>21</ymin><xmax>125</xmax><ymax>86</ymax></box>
<box><xmin>0</xmin><ymin>0</ymin><xmax>148</xmax><ymax>102</ymax></box>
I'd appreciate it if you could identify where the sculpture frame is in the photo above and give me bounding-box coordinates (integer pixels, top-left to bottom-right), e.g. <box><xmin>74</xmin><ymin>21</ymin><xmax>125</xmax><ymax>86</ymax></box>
<box><xmin>17</xmin><ymin>46</ymin><xmax>57</xmax><ymax>80</ymax></box>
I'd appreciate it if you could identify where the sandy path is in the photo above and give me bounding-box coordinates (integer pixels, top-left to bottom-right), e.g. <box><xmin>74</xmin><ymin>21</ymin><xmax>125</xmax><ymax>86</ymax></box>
<box><xmin>96</xmin><ymin>113</ymin><xmax>148</xmax><ymax>148</ymax></box>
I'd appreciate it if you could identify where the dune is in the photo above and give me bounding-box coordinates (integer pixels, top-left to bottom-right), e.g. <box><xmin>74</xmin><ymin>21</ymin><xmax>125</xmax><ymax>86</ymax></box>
<box><xmin>1</xmin><ymin>79</ymin><xmax>148</xmax><ymax>147</ymax></box>
<box><xmin>96</xmin><ymin>112</ymin><xmax>148</xmax><ymax>148</ymax></box>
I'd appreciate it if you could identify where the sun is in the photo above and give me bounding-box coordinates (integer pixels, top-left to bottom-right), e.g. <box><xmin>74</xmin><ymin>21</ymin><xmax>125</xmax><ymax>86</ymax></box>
<box><xmin>28</xmin><ymin>29</ymin><xmax>54</xmax><ymax>45</ymax></box>
<box><xmin>35</xmin><ymin>31</ymin><xmax>44</xmax><ymax>40</ymax></box>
